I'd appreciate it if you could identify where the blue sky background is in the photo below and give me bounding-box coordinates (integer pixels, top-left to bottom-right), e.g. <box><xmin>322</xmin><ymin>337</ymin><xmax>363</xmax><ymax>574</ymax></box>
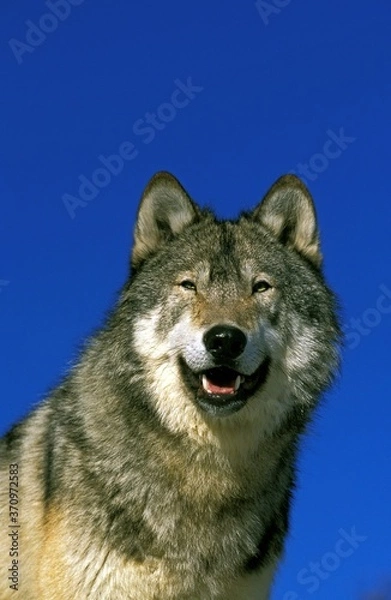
<box><xmin>1</xmin><ymin>1</ymin><xmax>390</xmax><ymax>598</ymax></box>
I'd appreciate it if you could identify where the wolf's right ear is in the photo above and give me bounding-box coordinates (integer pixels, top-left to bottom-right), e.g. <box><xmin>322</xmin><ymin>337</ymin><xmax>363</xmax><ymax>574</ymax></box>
<box><xmin>131</xmin><ymin>172</ymin><xmax>200</xmax><ymax>269</ymax></box>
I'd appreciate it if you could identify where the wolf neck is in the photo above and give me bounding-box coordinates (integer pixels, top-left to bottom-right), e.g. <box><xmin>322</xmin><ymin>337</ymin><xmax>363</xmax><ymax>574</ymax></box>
<box><xmin>74</xmin><ymin>330</ymin><xmax>304</xmax><ymax>480</ymax></box>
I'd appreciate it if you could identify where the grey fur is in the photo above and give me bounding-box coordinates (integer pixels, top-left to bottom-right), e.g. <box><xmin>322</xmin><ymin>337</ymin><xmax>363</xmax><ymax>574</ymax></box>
<box><xmin>0</xmin><ymin>172</ymin><xmax>341</xmax><ymax>600</ymax></box>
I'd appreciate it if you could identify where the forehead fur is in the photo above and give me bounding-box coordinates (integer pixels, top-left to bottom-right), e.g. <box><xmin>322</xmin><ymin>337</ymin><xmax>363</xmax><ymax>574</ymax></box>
<box><xmin>133</xmin><ymin>215</ymin><xmax>305</xmax><ymax>283</ymax></box>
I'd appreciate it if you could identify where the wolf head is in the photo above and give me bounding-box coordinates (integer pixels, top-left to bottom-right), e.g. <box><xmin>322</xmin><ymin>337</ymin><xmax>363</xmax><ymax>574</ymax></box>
<box><xmin>108</xmin><ymin>172</ymin><xmax>340</xmax><ymax>440</ymax></box>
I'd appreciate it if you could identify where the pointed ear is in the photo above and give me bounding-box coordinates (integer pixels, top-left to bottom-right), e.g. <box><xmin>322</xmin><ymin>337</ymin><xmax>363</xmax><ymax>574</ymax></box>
<box><xmin>253</xmin><ymin>174</ymin><xmax>322</xmax><ymax>267</ymax></box>
<box><xmin>132</xmin><ymin>171</ymin><xmax>199</xmax><ymax>268</ymax></box>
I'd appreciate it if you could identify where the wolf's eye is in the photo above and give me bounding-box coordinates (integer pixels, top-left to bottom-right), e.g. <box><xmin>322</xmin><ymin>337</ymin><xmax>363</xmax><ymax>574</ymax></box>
<box><xmin>180</xmin><ymin>280</ymin><xmax>197</xmax><ymax>291</ymax></box>
<box><xmin>252</xmin><ymin>280</ymin><xmax>272</xmax><ymax>294</ymax></box>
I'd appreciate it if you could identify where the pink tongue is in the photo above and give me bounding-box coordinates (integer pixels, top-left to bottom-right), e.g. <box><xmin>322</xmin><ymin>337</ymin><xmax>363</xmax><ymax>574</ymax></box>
<box><xmin>206</xmin><ymin>377</ymin><xmax>236</xmax><ymax>395</ymax></box>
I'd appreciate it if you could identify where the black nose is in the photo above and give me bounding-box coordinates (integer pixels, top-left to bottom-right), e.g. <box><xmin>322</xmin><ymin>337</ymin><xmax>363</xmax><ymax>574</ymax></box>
<box><xmin>203</xmin><ymin>325</ymin><xmax>247</xmax><ymax>360</ymax></box>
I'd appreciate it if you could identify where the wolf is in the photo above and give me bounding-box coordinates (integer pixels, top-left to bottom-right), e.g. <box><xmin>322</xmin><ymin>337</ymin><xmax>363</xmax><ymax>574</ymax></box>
<box><xmin>0</xmin><ymin>172</ymin><xmax>340</xmax><ymax>599</ymax></box>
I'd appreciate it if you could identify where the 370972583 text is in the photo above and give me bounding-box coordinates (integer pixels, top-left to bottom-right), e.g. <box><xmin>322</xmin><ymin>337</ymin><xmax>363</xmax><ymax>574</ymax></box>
<box><xmin>8</xmin><ymin>464</ymin><xmax>20</xmax><ymax>591</ymax></box>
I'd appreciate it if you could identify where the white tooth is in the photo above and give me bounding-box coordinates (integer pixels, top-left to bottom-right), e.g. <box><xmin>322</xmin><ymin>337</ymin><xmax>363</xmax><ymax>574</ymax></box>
<box><xmin>202</xmin><ymin>374</ymin><xmax>211</xmax><ymax>394</ymax></box>
<box><xmin>234</xmin><ymin>375</ymin><xmax>241</xmax><ymax>391</ymax></box>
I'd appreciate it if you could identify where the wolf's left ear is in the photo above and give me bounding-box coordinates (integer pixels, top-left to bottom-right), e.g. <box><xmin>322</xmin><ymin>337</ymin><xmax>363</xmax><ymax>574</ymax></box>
<box><xmin>253</xmin><ymin>174</ymin><xmax>322</xmax><ymax>268</ymax></box>
<box><xmin>132</xmin><ymin>171</ymin><xmax>200</xmax><ymax>269</ymax></box>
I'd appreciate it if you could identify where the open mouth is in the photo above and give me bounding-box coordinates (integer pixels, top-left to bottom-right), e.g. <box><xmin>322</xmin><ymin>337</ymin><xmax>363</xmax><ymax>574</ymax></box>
<box><xmin>179</xmin><ymin>358</ymin><xmax>271</xmax><ymax>417</ymax></box>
